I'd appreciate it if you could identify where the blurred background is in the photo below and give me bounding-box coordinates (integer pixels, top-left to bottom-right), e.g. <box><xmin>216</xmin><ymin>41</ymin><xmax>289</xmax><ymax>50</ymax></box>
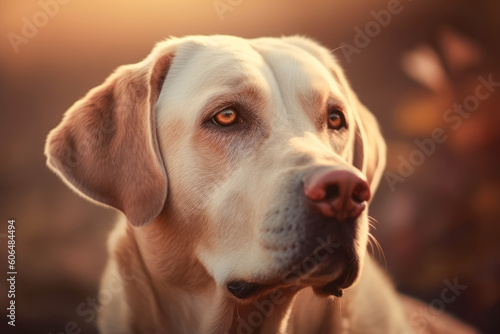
<box><xmin>1</xmin><ymin>0</ymin><xmax>499</xmax><ymax>333</ymax></box>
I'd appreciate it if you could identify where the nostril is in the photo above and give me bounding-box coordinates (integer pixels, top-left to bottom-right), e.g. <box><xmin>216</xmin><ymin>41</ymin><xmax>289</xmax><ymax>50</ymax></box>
<box><xmin>352</xmin><ymin>183</ymin><xmax>370</xmax><ymax>203</ymax></box>
<box><xmin>352</xmin><ymin>190</ymin><xmax>362</xmax><ymax>203</ymax></box>
<box><xmin>324</xmin><ymin>184</ymin><xmax>339</xmax><ymax>200</ymax></box>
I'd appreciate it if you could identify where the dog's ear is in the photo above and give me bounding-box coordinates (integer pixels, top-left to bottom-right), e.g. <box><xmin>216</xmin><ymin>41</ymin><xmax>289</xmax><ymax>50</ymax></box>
<box><xmin>351</xmin><ymin>99</ymin><xmax>386</xmax><ymax>194</ymax></box>
<box><xmin>45</xmin><ymin>50</ymin><xmax>175</xmax><ymax>226</ymax></box>
<box><xmin>328</xmin><ymin>60</ymin><xmax>386</xmax><ymax>195</ymax></box>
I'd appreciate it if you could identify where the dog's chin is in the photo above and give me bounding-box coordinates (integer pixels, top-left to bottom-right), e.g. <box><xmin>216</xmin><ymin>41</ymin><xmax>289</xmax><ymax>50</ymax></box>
<box><xmin>226</xmin><ymin>244</ymin><xmax>360</xmax><ymax>300</ymax></box>
<box><xmin>309</xmin><ymin>257</ymin><xmax>360</xmax><ymax>298</ymax></box>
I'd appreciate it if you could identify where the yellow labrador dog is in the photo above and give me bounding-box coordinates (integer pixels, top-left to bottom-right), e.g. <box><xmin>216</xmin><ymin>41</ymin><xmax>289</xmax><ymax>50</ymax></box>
<box><xmin>45</xmin><ymin>36</ymin><xmax>477</xmax><ymax>334</ymax></box>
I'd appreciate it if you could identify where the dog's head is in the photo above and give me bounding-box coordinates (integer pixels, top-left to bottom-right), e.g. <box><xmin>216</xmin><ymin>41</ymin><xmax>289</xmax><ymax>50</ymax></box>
<box><xmin>45</xmin><ymin>35</ymin><xmax>385</xmax><ymax>300</ymax></box>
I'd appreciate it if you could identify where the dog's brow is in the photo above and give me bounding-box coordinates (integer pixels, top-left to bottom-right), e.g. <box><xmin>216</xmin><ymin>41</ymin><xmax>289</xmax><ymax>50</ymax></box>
<box><xmin>198</xmin><ymin>83</ymin><xmax>268</xmax><ymax>123</ymax></box>
<box><xmin>299</xmin><ymin>89</ymin><xmax>324</xmax><ymax>112</ymax></box>
<box><xmin>299</xmin><ymin>90</ymin><xmax>345</xmax><ymax>126</ymax></box>
<box><xmin>329</xmin><ymin>67</ymin><xmax>349</xmax><ymax>100</ymax></box>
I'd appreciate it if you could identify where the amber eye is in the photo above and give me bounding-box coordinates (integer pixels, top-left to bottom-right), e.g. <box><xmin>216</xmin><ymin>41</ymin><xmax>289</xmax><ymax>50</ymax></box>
<box><xmin>212</xmin><ymin>108</ymin><xmax>241</xmax><ymax>126</ymax></box>
<box><xmin>327</xmin><ymin>109</ymin><xmax>346</xmax><ymax>130</ymax></box>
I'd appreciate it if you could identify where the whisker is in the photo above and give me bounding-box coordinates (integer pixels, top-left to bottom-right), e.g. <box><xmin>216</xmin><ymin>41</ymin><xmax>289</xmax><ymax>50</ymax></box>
<box><xmin>368</xmin><ymin>216</ymin><xmax>379</xmax><ymax>230</ymax></box>
<box><xmin>368</xmin><ymin>233</ymin><xmax>387</xmax><ymax>270</ymax></box>
<box><xmin>367</xmin><ymin>236</ymin><xmax>374</xmax><ymax>256</ymax></box>
<box><xmin>330</xmin><ymin>45</ymin><xmax>346</xmax><ymax>54</ymax></box>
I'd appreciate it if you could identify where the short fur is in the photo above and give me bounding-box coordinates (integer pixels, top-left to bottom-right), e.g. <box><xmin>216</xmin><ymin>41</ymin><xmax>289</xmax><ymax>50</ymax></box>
<box><xmin>45</xmin><ymin>35</ymin><xmax>477</xmax><ymax>334</ymax></box>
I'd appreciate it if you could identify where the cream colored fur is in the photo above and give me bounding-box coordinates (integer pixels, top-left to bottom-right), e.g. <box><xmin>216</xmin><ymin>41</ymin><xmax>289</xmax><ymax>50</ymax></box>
<box><xmin>45</xmin><ymin>35</ymin><xmax>477</xmax><ymax>334</ymax></box>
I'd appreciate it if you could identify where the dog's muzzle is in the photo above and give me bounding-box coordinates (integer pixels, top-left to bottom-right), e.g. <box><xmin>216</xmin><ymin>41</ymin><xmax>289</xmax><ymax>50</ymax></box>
<box><xmin>226</xmin><ymin>166</ymin><xmax>369</xmax><ymax>300</ymax></box>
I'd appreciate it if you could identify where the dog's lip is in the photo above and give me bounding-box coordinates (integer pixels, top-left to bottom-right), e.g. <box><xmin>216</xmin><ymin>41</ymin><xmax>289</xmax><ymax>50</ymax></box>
<box><xmin>226</xmin><ymin>280</ymin><xmax>263</xmax><ymax>299</ymax></box>
<box><xmin>226</xmin><ymin>240</ymin><xmax>356</xmax><ymax>299</ymax></box>
<box><xmin>312</xmin><ymin>255</ymin><xmax>359</xmax><ymax>297</ymax></box>
<box><xmin>283</xmin><ymin>239</ymin><xmax>344</xmax><ymax>279</ymax></box>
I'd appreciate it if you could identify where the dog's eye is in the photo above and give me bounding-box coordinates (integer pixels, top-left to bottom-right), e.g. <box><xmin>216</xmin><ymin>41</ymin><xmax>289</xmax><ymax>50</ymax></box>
<box><xmin>327</xmin><ymin>109</ymin><xmax>347</xmax><ymax>130</ymax></box>
<box><xmin>212</xmin><ymin>108</ymin><xmax>242</xmax><ymax>126</ymax></box>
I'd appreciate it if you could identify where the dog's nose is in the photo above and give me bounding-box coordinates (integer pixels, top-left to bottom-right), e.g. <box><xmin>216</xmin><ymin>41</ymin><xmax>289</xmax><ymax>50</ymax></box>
<box><xmin>302</xmin><ymin>167</ymin><xmax>371</xmax><ymax>221</ymax></box>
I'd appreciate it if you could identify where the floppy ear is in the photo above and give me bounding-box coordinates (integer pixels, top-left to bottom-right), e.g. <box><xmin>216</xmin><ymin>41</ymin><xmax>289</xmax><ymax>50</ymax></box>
<box><xmin>327</xmin><ymin>62</ymin><xmax>386</xmax><ymax>195</ymax></box>
<box><xmin>45</xmin><ymin>50</ymin><xmax>175</xmax><ymax>226</ymax></box>
<box><xmin>351</xmin><ymin>99</ymin><xmax>387</xmax><ymax>195</ymax></box>
<box><xmin>324</xmin><ymin>58</ymin><xmax>386</xmax><ymax>195</ymax></box>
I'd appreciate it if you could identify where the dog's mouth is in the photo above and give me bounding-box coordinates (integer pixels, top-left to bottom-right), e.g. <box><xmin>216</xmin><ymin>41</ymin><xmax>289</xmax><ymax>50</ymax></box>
<box><xmin>226</xmin><ymin>239</ymin><xmax>359</xmax><ymax>300</ymax></box>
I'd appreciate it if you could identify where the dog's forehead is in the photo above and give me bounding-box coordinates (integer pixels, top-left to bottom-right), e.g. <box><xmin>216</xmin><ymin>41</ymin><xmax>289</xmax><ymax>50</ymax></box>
<box><xmin>156</xmin><ymin>36</ymin><xmax>346</xmax><ymax>124</ymax></box>
<box><xmin>250</xmin><ymin>38</ymin><xmax>344</xmax><ymax>96</ymax></box>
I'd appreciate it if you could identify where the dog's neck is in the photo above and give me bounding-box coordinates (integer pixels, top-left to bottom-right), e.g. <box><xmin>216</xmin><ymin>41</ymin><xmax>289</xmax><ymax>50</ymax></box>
<box><xmin>109</xmin><ymin>219</ymin><xmax>415</xmax><ymax>334</ymax></box>
<box><xmin>152</xmin><ymin>285</ymin><xmax>303</xmax><ymax>333</ymax></box>
<box><xmin>114</xmin><ymin>220</ymin><xmax>347</xmax><ymax>333</ymax></box>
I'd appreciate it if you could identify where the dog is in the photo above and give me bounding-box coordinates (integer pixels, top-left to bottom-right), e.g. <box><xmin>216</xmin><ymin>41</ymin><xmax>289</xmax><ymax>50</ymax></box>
<box><xmin>45</xmin><ymin>35</ymin><xmax>478</xmax><ymax>334</ymax></box>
